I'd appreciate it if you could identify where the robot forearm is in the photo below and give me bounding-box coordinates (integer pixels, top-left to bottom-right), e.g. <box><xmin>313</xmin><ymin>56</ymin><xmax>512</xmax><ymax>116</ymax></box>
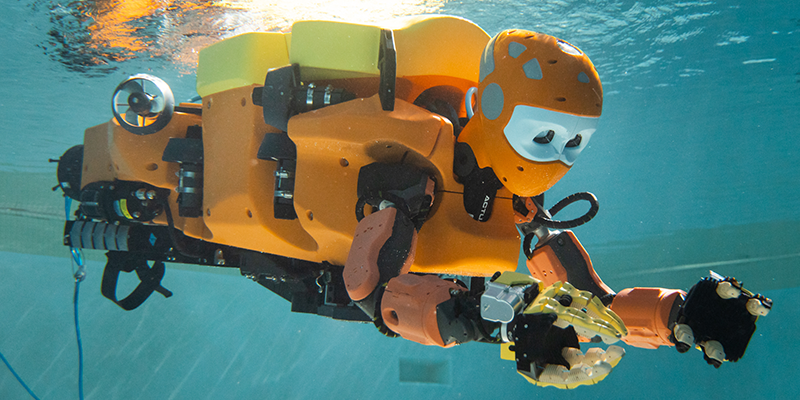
<box><xmin>608</xmin><ymin>287</ymin><xmax>685</xmax><ymax>349</ymax></box>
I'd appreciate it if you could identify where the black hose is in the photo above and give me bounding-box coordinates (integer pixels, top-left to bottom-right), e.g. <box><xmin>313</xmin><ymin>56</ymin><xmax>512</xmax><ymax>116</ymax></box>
<box><xmin>522</xmin><ymin>233</ymin><xmax>537</xmax><ymax>259</ymax></box>
<box><xmin>355</xmin><ymin>197</ymin><xmax>369</xmax><ymax>222</ymax></box>
<box><xmin>533</xmin><ymin>192</ymin><xmax>599</xmax><ymax>229</ymax></box>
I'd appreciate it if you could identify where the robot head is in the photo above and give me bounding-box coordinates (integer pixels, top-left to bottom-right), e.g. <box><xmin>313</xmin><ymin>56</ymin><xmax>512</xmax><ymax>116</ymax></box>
<box><xmin>465</xmin><ymin>29</ymin><xmax>603</xmax><ymax>197</ymax></box>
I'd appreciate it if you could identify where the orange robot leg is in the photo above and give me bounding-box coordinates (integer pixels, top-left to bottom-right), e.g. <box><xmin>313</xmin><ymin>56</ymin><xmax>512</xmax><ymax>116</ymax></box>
<box><xmin>609</xmin><ymin>287</ymin><xmax>686</xmax><ymax>349</ymax></box>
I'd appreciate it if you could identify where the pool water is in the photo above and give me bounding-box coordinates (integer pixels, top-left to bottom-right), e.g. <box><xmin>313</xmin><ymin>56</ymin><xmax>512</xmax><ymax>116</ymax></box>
<box><xmin>1</xmin><ymin>1</ymin><xmax>798</xmax><ymax>399</ymax></box>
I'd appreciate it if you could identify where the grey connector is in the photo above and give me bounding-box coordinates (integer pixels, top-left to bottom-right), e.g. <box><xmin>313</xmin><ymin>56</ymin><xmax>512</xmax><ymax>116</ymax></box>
<box><xmin>481</xmin><ymin>281</ymin><xmax>529</xmax><ymax>323</ymax></box>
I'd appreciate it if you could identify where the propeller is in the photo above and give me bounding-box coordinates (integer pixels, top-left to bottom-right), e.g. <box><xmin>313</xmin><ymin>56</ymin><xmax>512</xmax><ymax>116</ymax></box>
<box><xmin>111</xmin><ymin>74</ymin><xmax>174</xmax><ymax>135</ymax></box>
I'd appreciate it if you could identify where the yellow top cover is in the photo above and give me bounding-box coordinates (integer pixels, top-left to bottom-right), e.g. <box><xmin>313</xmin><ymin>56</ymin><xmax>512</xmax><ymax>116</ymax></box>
<box><xmin>196</xmin><ymin>15</ymin><xmax>490</xmax><ymax>96</ymax></box>
<box><xmin>196</xmin><ymin>32</ymin><xmax>291</xmax><ymax>97</ymax></box>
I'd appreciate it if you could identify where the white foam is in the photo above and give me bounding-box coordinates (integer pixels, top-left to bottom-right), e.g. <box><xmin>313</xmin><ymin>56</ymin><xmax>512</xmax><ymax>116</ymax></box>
<box><xmin>742</xmin><ymin>58</ymin><xmax>777</xmax><ymax>64</ymax></box>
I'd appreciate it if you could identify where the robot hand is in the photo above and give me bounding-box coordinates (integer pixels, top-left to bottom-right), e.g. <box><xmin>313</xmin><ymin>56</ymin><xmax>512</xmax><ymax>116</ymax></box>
<box><xmin>495</xmin><ymin>279</ymin><xmax>627</xmax><ymax>389</ymax></box>
<box><xmin>671</xmin><ymin>272</ymin><xmax>772</xmax><ymax>367</ymax></box>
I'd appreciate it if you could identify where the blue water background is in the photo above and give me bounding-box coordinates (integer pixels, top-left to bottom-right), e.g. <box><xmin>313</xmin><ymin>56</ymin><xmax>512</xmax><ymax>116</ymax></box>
<box><xmin>1</xmin><ymin>0</ymin><xmax>798</xmax><ymax>398</ymax></box>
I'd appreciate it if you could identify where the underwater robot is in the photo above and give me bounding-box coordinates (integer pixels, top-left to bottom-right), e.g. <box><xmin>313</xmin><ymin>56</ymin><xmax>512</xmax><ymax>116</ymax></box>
<box><xmin>54</xmin><ymin>16</ymin><xmax>771</xmax><ymax>389</ymax></box>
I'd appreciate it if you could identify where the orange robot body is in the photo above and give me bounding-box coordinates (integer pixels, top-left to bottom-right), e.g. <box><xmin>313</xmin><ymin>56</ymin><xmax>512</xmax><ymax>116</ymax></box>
<box><xmin>81</xmin><ymin>91</ymin><xmax>523</xmax><ymax>274</ymax></box>
<box><xmin>58</xmin><ymin>16</ymin><xmax>770</xmax><ymax>391</ymax></box>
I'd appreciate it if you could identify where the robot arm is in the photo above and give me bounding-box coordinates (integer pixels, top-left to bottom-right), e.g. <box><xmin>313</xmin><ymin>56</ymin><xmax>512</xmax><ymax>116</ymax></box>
<box><xmin>516</xmin><ymin>195</ymin><xmax>773</xmax><ymax>367</ymax></box>
<box><xmin>610</xmin><ymin>274</ymin><xmax>771</xmax><ymax>366</ymax></box>
<box><xmin>342</xmin><ymin>162</ymin><xmax>484</xmax><ymax>345</ymax></box>
<box><xmin>342</xmin><ymin>164</ymin><xmax>628</xmax><ymax>388</ymax></box>
<box><xmin>342</xmin><ymin>163</ymin><xmax>432</xmax><ymax>325</ymax></box>
<box><xmin>378</xmin><ymin>270</ymin><xmax>629</xmax><ymax>388</ymax></box>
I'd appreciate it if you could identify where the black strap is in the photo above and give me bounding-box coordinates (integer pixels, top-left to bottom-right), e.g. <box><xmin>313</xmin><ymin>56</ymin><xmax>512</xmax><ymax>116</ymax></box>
<box><xmin>454</xmin><ymin>142</ymin><xmax>503</xmax><ymax>222</ymax></box>
<box><xmin>461</xmin><ymin>167</ymin><xmax>503</xmax><ymax>222</ymax></box>
<box><xmin>101</xmin><ymin>252</ymin><xmax>173</xmax><ymax>311</ymax></box>
<box><xmin>378</xmin><ymin>29</ymin><xmax>396</xmax><ymax>111</ymax></box>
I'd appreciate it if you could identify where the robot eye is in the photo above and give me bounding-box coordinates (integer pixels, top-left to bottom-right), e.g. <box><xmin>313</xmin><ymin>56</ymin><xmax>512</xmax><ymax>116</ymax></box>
<box><xmin>565</xmin><ymin>134</ymin><xmax>582</xmax><ymax>148</ymax></box>
<box><xmin>533</xmin><ymin>130</ymin><xmax>554</xmax><ymax>144</ymax></box>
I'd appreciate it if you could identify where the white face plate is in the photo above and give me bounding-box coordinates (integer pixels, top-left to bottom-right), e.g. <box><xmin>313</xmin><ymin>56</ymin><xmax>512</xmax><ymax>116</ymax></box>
<box><xmin>504</xmin><ymin>105</ymin><xmax>598</xmax><ymax>166</ymax></box>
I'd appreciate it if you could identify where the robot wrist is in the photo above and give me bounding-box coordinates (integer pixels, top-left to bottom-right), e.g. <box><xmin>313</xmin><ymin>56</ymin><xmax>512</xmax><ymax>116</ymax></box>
<box><xmin>436</xmin><ymin>286</ymin><xmax>500</xmax><ymax>345</ymax></box>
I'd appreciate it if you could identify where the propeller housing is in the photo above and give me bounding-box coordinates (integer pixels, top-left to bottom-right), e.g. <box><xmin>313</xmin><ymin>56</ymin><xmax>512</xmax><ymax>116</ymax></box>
<box><xmin>111</xmin><ymin>74</ymin><xmax>175</xmax><ymax>135</ymax></box>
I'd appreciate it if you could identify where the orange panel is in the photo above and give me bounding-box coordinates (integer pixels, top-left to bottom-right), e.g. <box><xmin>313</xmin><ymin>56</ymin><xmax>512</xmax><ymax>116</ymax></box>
<box><xmin>290</xmin><ymin>95</ymin><xmax>520</xmax><ymax>273</ymax></box>
<box><xmin>82</xmin><ymin>111</ymin><xmax>209</xmax><ymax>239</ymax></box>
<box><xmin>84</xmin><ymin>87</ymin><xmax>523</xmax><ymax>276</ymax></box>
<box><xmin>201</xmin><ymin>85</ymin><xmax>319</xmax><ymax>259</ymax></box>
<box><xmin>344</xmin><ymin>208</ymin><xmax>397</xmax><ymax>301</ymax></box>
<box><xmin>526</xmin><ymin>245</ymin><xmax>568</xmax><ymax>286</ymax></box>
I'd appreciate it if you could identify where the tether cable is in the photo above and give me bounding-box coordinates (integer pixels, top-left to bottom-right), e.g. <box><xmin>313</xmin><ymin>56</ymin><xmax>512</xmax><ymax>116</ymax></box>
<box><xmin>68</xmin><ymin>197</ymin><xmax>87</xmax><ymax>400</ymax></box>
<box><xmin>0</xmin><ymin>352</ymin><xmax>41</xmax><ymax>400</ymax></box>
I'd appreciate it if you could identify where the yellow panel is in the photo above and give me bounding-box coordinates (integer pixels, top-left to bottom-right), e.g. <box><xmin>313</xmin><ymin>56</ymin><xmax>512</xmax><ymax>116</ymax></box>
<box><xmin>196</xmin><ymin>32</ymin><xmax>290</xmax><ymax>97</ymax></box>
<box><xmin>287</xmin><ymin>16</ymin><xmax>489</xmax><ymax>83</ymax></box>
<box><xmin>289</xmin><ymin>20</ymin><xmax>382</xmax><ymax>80</ymax></box>
<box><xmin>500</xmin><ymin>342</ymin><xmax>515</xmax><ymax>361</ymax></box>
<box><xmin>388</xmin><ymin>15</ymin><xmax>490</xmax><ymax>82</ymax></box>
<box><xmin>494</xmin><ymin>271</ymin><xmax>541</xmax><ymax>287</ymax></box>
<box><xmin>196</xmin><ymin>16</ymin><xmax>489</xmax><ymax>96</ymax></box>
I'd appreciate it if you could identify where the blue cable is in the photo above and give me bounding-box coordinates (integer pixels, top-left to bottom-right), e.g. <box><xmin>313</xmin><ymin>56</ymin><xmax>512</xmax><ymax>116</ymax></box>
<box><xmin>0</xmin><ymin>352</ymin><xmax>41</xmax><ymax>400</ymax></box>
<box><xmin>1</xmin><ymin>197</ymin><xmax>86</xmax><ymax>399</ymax></box>
<box><xmin>67</xmin><ymin>197</ymin><xmax>86</xmax><ymax>400</ymax></box>
<box><xmin>74</xmin><ymin>279</ymin><xmax>85</xmax><ymax>400</ymax></box>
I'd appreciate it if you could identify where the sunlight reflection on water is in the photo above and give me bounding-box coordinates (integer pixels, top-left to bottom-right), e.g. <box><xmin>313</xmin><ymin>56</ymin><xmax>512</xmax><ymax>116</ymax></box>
<box><xmin>39</xmin><ymin>0</ymin><xmax>447</xmax><ymax>75</ymax></box>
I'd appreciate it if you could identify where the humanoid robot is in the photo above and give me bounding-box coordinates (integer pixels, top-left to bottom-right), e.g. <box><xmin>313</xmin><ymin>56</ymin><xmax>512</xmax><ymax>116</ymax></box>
<box><xmin>55</xmin><ymin>16</ymin><xmax>772</xmax><ymax>389</ymax></box>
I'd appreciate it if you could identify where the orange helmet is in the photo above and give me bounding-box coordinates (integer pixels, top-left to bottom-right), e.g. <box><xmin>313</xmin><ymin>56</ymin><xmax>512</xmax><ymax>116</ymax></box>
<box><xmin>462</xmin><ymin>29</ymin><xmax>603</xmax><ymax>197</ymax></box>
